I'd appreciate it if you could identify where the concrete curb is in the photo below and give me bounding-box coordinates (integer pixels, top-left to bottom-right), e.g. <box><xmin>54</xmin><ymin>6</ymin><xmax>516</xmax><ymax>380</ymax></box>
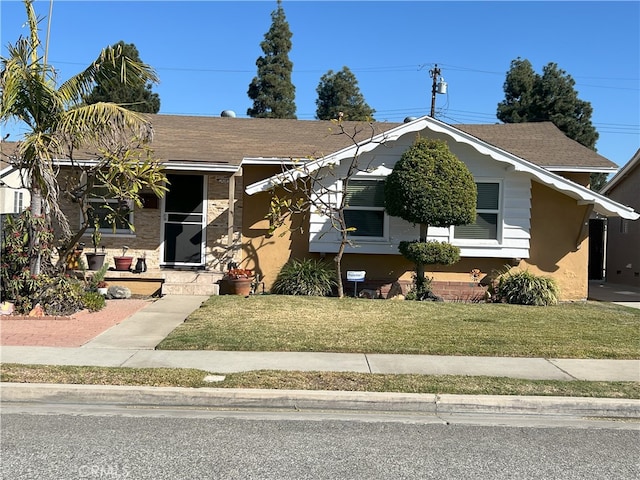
<box><xmin>2</xmin><ymin>383</ymin><xmax>639</xmax><ymax>418</ymax></box>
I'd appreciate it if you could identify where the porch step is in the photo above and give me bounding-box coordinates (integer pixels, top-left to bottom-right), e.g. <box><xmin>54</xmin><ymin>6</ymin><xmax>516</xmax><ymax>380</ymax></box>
<box><xmin>160</xmin><ymin>270</ymin><xmax>224</xmax><ymax>296</ymax></box>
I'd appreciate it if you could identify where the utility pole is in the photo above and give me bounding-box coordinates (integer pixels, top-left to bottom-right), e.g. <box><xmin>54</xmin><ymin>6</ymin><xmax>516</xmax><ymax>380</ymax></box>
<box><xmin>429</xmin><ymin>64</ymin><xmax>447</xmax><ymax>117</ymax></box>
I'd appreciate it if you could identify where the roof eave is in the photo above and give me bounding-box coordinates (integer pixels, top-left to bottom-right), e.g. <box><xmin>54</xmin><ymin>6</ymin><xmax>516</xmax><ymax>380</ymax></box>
<box><xmin>600</xmin><ymin>148</ymin><xmax>640</xmax><ymax>195</ymax></box>
<box><xmin>546</xmin><ymin>166</ymin><xmax>618</xmax><ymax>174</ymax></box>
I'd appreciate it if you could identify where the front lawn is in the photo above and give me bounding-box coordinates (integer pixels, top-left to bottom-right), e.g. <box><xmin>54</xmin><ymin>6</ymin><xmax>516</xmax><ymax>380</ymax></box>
<box><xmin>156</xmin><ymin>296</ymin><xmax>640</xmax><ymax>359</ymax></box>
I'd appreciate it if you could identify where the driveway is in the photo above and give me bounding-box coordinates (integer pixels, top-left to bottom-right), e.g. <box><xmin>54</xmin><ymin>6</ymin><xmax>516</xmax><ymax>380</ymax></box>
<box><xmin>588</xmin><ymin>280</ymin><xmax>640</xmax><ymax>309</ymax></box>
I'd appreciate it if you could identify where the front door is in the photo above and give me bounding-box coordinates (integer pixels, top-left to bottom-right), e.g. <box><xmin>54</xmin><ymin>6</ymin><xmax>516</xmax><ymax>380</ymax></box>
<box><xmin>161</xmin><ymin>174</ymin><xmax>206</xmax><ymax>267</ymax></box>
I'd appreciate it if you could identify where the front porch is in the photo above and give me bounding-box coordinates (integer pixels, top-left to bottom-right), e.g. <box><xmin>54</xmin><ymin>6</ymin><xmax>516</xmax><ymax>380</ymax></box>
<box><xmin>101</xmin><ymin>269</ymin><xmax>224</xmax><ymax>297</ymax></box>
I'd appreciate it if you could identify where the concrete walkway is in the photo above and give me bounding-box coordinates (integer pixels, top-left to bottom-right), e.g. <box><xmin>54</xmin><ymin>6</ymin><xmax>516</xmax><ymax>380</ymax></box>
<box><xmin>2</xmin><ymin>293</ymin><xmax>639</xmax><ymax>381</ymax></box>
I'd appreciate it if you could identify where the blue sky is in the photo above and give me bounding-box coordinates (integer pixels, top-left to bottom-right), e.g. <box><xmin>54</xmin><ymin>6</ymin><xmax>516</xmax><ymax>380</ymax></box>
<box><xmin>1</xmin><ymin>1</ymin><xmax>638</xmax><ymax>168</ymax></box>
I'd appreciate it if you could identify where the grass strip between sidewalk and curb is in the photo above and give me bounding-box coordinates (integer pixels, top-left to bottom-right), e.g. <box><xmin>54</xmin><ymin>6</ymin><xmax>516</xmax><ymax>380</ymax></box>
<box><xmin>155</xmin><ymin>296</ymin><xmax>640</xmax><ymax>359</ymax></box>
<box><xmin>2</xmin><ymin>364</ymin><xmax>638</xmax><ymax>399</ymax></box>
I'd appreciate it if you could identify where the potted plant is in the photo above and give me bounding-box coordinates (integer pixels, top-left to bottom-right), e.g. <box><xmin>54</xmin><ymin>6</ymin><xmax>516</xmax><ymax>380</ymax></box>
<box><xmin>113</xmin><ymin>245</ymin><xmax>133</xmax><ymax>271</ymax></box>
<box><xmin>85</xmin><ymin>219</ymin><xmax>106</xmax><ymax>270</ymax></box>
<box><xmin>221</xmin><ymin>267</ymin><xmax>253</xmax><ymax>296</ymax></box>
<box><xmin>86</xmin><ymin>263</ymin><xmax>109</xmax><ymax>295</ymax></box>
<box><xmin>96</xmin><ymin>280</ymin><xmax>109</xmax><ymax>296</ymax></box>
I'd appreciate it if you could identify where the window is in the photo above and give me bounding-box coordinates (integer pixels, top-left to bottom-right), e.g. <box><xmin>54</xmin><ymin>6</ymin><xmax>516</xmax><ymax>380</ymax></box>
<box><xmin>88</xmin><ymin>188</ymin><xmax>133</xmax><ymax>234</ymax></box>
<box><xmin>13</xmin><ymin>191</ymin><xmax>24</xmax><ymax>213</ymax></box>
<box><xmin>620</xmin><ymin>219</ymin><xmax>629</xmax><ymax>234</ymax></box>
<box><xmin>454</xmin><ymin>182</ymin><xmax>500</xmax><ymax>240</ymax></box>
<box><xmin>343</xmin><ymin>179</ymin><xmax>386</xmax><ymax>238</ymax></box>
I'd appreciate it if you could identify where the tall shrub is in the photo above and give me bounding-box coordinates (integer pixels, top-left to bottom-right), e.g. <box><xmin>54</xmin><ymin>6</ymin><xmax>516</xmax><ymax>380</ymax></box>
<box><xmin>385</xmin><ymin>138</ymin><xmax>476</xmax><ymax>298</ymax></box>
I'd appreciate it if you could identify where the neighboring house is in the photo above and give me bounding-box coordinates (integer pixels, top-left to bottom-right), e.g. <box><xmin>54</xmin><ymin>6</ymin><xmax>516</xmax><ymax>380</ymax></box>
<box><xmin>3</xmin><ymin>114</ymin><xmax>638</xmax><ymax>300</ymax></box>
<box><xmin>0</xmin><ymin>158</ymin><xmax>30</xmax><ymax>215</ymax></box>
<box><xmin>600</xmin><ymin>149</ymin><xmax>640</xmax><ymax>287</ymax></box>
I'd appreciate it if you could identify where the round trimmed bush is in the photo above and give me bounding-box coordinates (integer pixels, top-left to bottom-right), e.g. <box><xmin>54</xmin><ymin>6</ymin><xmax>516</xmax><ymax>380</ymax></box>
<box><xmin>398</xmin><ymin>240</ymin><xmax>460</xmax><ymax>266</ymax></box>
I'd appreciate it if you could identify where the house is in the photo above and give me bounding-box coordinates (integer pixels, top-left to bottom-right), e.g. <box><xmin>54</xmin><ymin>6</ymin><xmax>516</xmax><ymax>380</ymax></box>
<box><xmin>599</xmin><ymin>149</ymin><xmax>640</xmax><ymax>287</ymax></box>
<box><xmin>2</xmin><ymin>114</ymin><xmax>638</xmax><ymax>300</ymax></box>
<box><xmin>0</xmin><ymin>157</ymin><xmax>30</xmax><ymax>215</ymax></box>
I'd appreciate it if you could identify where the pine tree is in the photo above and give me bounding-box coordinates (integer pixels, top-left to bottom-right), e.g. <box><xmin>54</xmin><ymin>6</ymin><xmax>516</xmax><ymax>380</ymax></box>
<box><xmin>247</xmin><ymin>0</ymin><xmax>296</xmax><ymax>119</ymax></box>
<box><xmin>83</xmin><ymin>41</ymin><xmax>160</xmax><ymax>113</ymax></box>
<box><xmin>315</xmin><ymin>67</ymin><xmax>375</xmax><ymax>121</ymax></box>
<box><xmin>497</xmin><ymin>58</ymin><xmax>605</xmax><ymax>189</ymax></box>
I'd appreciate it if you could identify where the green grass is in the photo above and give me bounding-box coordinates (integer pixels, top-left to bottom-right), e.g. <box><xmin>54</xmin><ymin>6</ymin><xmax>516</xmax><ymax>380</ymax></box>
<box><xmin>2</xmin><ymin>364</ymin><xmax>638</xmax><ymax>399</ymax></box>
<box><xmin>156</xmin><ymin>296</ymin><xmax>640</xmax><ymax>359</ymax></box>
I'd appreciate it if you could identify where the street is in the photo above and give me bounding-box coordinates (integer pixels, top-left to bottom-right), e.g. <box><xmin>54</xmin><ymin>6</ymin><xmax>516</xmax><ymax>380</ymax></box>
<box><xmin>2</xmin><ymin>403</ymin><xmax>639</xmax><ymax>479</ymax></box>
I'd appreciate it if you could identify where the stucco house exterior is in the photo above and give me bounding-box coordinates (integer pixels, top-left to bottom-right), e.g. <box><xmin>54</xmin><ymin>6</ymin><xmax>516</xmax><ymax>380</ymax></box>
<box><xmin>600</xmin><ymin>149</ymin><xmax>640</xmax><ymax>287</ymax></box>
<box><xmin>2</xmin><ymin>114</ymin><xmax>637</xmax><ymax>300</ymax></box>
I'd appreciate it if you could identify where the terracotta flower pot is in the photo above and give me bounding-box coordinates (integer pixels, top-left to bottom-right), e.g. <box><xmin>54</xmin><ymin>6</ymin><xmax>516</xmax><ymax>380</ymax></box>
<box><xmin>224</xmin><ymin>278</ymin><xmax>252</xmax><ymax>296</ymax></box>
<box><xmin>113</xmin><ymin>256</ymin><xmax>134</xmax><ymax>271</ymax></box>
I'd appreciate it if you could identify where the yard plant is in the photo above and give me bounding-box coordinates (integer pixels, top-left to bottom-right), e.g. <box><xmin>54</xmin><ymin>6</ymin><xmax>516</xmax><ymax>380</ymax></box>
<box><xmin>271</xmin><ymin>258</ymin><xmax>337</xmax><ymax>296</ymax></box>
<box><xmin>493</xmin><ymin>268</ymin><xmax>560</xmax><ymax>306</ymax></box>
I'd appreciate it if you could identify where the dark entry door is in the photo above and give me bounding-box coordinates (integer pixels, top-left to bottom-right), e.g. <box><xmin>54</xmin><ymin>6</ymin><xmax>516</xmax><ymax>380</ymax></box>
<box><xmin>162</xmin><ymin>174</ymin><xmax>205</xmax><ymax>267</ymax></box>
<box><xmin>588</xmin><ymin>218</ymin><xmax>605</xmax><ymax>280</ymax></box>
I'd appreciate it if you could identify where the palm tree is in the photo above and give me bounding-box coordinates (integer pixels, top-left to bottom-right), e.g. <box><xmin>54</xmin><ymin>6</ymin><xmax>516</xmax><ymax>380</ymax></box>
<box><xmin>0</xmin><ymin>0</ymin><xmax>160</xmax><ymax>273</ymax></box>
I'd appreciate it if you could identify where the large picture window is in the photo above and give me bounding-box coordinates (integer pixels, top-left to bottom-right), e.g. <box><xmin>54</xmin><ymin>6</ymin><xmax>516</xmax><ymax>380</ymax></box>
<box><xmin>454</xmin><ymin>182</ymin><xmax>500</xmax><ymax>240</ymax></box>
<box><xmin>87</xmin><ymin>188</ymin><xmax>133</xmax><ymax>234</ymax></box>
<box><xmin>343</xmin><ymin>179</ymin><xmax>386</xmax><ymax>238</ymax></box>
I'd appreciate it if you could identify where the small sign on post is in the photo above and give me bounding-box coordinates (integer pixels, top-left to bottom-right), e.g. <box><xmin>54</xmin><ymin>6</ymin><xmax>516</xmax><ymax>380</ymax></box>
<box><xmin>346</xmin><ymin>270</ymin><xmax>366</xmax><ymax>297</ymax></box>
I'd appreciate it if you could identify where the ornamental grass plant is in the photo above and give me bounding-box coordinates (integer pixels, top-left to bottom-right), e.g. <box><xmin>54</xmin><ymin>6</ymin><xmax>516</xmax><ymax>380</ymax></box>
<box><xmin>271</xmin><ymin>258</ymin><xmax>337</xmax><ymax>296</ymax></box>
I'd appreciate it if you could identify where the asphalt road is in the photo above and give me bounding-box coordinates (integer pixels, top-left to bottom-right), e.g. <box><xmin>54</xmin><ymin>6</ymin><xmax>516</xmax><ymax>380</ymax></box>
<box><xmin>2</xmin><ymin>404</ymin><xmax>639</xmax><ymax>480</ymax></box>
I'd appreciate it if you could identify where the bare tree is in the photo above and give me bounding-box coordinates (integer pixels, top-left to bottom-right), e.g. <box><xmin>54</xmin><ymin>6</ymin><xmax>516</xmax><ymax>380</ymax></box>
<box><xmin>265</xmin><ymin>116</ymin><xmax>389</xmax><ymax>297</ymax></box>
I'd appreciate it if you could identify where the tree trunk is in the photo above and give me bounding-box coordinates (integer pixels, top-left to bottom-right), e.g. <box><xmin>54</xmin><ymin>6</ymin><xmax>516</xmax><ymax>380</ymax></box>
<box><xmin>334</xmin><ymin>241</ymin><xmax>346</xmax><ymax>298</ymax></box>
<box><xmin>29</xmin><ymin>188</ymin><xmax>43</xmax><ymax>275</ymax></box>
<box><xmin>417</xmin><ymin>223</ymin><xmax>429</xmax><ymax>283</ymax></box>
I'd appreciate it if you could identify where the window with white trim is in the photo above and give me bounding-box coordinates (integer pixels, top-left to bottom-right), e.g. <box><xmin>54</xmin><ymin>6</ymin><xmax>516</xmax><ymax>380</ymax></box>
<box><xmin>343</xmin><ymin>179</ymin><xmax>386</xmax><ymax>238</ymax></box>
<box><xmin>13</xmin><ymin>191</ymin><xmax>24</xmax><ymax>213</ymax></box>
<box><xmin>88</xmin><ymin>188</ymin><xmax>134</xmax><ymax>234</ymax></box>
<box><xmin>454</xmin><ymin>182</ymin><xmax>500</xmax><ymax>240</ymax></box>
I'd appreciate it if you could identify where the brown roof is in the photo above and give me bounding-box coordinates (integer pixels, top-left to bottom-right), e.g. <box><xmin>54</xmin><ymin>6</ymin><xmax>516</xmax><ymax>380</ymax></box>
<box><xmin>145</xmin><ymin>114</ymin><xmax>616</xmax><ymax>170</ymax></box>
<box><xmin>144</xmin><ymin>114</ymin><xmax>398</xmax><ymax>165</ymax></box>
<box><xmin>0</xmin><ymin>115</ymin><xmax>617</xmax><ymax>170</ymax></box>
<box><xmin>455</xmin><ymin>122</ymin><xmax>616</xmax><ymax>169</ymax></box>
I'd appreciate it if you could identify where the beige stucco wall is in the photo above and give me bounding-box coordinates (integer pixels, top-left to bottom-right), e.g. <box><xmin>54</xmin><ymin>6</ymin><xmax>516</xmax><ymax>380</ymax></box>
<box><xmin>519</xmin><ymin>180</ymin><xmax>590</xmax><ymax>300</ymax></box>
<box><xmin>241</xmin><ymin>165</ymin><xmax>310</xmax><ymax>287</ymax></box>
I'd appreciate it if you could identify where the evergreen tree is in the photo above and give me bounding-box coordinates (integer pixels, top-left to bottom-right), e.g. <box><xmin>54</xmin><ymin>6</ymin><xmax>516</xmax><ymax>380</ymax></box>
<box><xmin>385</xmin><ymin>138</ymin><xmax>476</xmax><ymax>298</ymax></box>
<box><xmin>82</xmin><ymin>41</ymin><xmax>160</xmax><ymax>113</ymax></box>
<box><xmin>497</xmin><ymin>58</ymin><xmax>605</xmax><ymax>189</ymax></box>
<box><xmin>247</xmin><ymin>0</ymin><xmax>296</xmax><ymax>119</ymax></box>
<box><xmin>315</xmin><ymin>66</ymin><xmax>375</xmax><ymax>121</ymax></box>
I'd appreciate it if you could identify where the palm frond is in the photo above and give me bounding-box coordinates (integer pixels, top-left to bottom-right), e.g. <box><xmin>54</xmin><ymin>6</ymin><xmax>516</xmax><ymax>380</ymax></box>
<box><xmin>58</xmin><ymin>43</ymin><xmax>159</xmax><ymax>105</ymax></box>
